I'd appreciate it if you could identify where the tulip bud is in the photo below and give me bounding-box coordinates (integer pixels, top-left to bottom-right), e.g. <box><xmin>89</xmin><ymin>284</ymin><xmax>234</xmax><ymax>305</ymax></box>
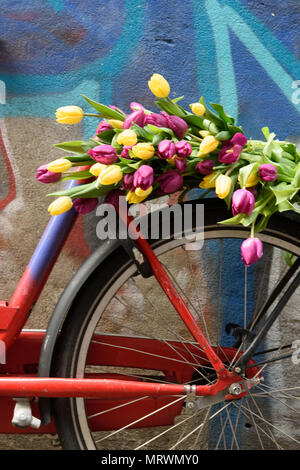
<box><xmin>88</xmin><ymin>145</ymin><xmax>118</xmax><ymax>165</ymax></box>
<box><xmin>108</xmin><ymin>119</ymin><xmax>124</xmax><ymax>129</ymax></box>
<box><xmin>241</xmin><ymin>237</ymin><xmax>263</xmax><ymax>266</ymax></box>
<box><xmin>48</xmin><ymin>196</ymin><xmax>73</xmax><ymax>216</ymax></box>
<box><xmin>126</xmin><ymin>186</ymin><xmax>153</xmax><ymax>204</ymax></box>
<box><xmin>174</xmin><ymin>157</ymin><xmax>187</xmax><ymax>172</ymax></box>
<box><xmin>130</xmin><ymin>102</ymin><xmax>145</xmax><ymax>111</ymax></box>
<box><xmin>73</xmin><ymin>197</ymin><xmax>98</xmax><ymax>215</ymax></box>
<box><xmin>215</xmin><ymin>174</ymin><xmax>232</xmax><ymax>199</ymax></box>
<box><xmin>36</xmin><ymin>165</ymin><xmax>62</xmax><ymax>183</ymax></box>
<box><xmin>156</xmin><ymin>170</ymin><xmax>183</xmax><ymax>194</ymax></box>
<box><xmin>157</xmin><ymin>140</ymin><xmax>176</xmax><ymax>160</ymax></box>
<box><xmin>133</xmin><ymin>165</ymin><xmax>154</xmax><ymax>190</ymax></box>
<box><xmin>145</xmin><ymin>112</ymin><xmax>169</xmax><ymax>128</ymax></box>
<box><xmin>258</xmin><ymin>164</ymin><xmax>278</xmax><ymax>182</ymax></box>
<box><xmin>191</xmin><ymin>103</ymin><xmax>205</xmax><ymax>116</ymax></box>
<box><xmin>244</xmin><ymin>172</ymin><xmax>259</xmax><ymax>188</ymax></box>
<box><xmin>98</xmin><ymin>165</ymin><xmax>123</xmax><ymax>185</ymax></box>
<box><xmin>148</xmin><ymin>73</ymin><xmax>170</xmax><ymax>98</ymax></box>
<box><xmin>161</xmin><ymin>112</ymin><xmax>188</xmax><ymax>138</ymax></box>
<box><xmin>104</xmin><ymin>189</ymin><xmax>124</xmax><ymax>209</ymax></box>
<box><xmin>195</xmin><ymin>159</ymin><xmax>215</xmax><ymax>175</ymax></box>
<box><xmin>94</xmin><ymin>121</ymin><xmax>112</xmax><ymax>136</ymax></box>
<box><xmin>47</xmin><ymin>158</ymin><xmax>72</xmax><ymax>173</ymax></box>
<box><xmin>199</xmin><ymin>171</ymin><xmax>218</xmax><ymax>189</ymax></box>
<box><xmin>120</xmin><ymin>145</ymin><xmax>133</xmax><ymax>159</ymax></box>
<box><xmin>175</xmin><ymin>141</ymin><xmax>192</xmax><ymax>158</ymax></box>
<box><xmin>132</xmin><ymin>143</ymin><xmax>155</xmax><ymax>160</ymax></box>
<box><xmin>117</xmin><ymin>129</ymin><xmax>138</xmax><ymax>146</ymax></box>
<box><xmin>199</xmin><ymin>135</ymin><xmax>219</xmax><ymax>155</ymax></box>
<box><xmin>231</xmin><ymin>132</ymin><xmax>247</xmax><ymax>147</ymax></box>
<box><xmin>232</xmin><ymin>188</ymin><xmax>255</xmax><ymax>216</ymax></box>
<box><xmin>55</xmin><ymin>106</ymin><xmax>84</xmax><ymax>124</ymax></box>
<box><xmin>89</xmin><ymin>162</ymin><xmax>107</xmax><ymax>177</ymax></box>
<box><xmin>123</xmin><ymin>109</ymin><xmax>146</xmax><ymax>129</ymax></box>
<box><xmin>122</xmin><ymin>173</ymin><xmax>135</xmax><ymax>191</ymax></box>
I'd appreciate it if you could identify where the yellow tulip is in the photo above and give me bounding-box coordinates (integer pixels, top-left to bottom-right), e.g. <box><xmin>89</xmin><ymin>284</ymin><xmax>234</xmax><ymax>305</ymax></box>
<box><xmin>148</xmin><ymin>73</ymin><xmax>170</xmax><ymax>98</ymax></box>
<box><xmin>215</xmin><ymin>174</ymin><xmax>232</xmax><ymax>199</ymax></box>
<box><xmin>199</xmin><ymin>130</ymin><xmax>210</xmax><ymax>138</ymax></box>
<box><xmin>48</xmin><ymin>196</ymin><xmax>73</xmax><ymax>216</ymax></box>
<box><xmin>126</xmin><ymin>186</ymin><xmax>153</xmax><ymax>204</ymax></box>
<box><xmin>191</xmin><ymin>103</ymin><xmax>205</xmax><ymax>116</ymax></box>
<box><xmin>98</xmin><ymin>165</ymin><xmax>123</xmax><ymax>185</ymax></box>
<box><xmin>132</xmin><ymin>143</ymin><xmax>155</xmax><ymax>160</ymax></box>
<box><xmin>47</xmin><ymin>158</ymin><xmax>72</xmax><ymax>173</ymax></box>
<box><xmin>117</xmin><ymin>129</ymin><xmax>138</xmax><ymax>146</ymax></box>
<box><xmin>108</xmin><ymin>119</ymin><xmax>124</xmax><ymax>129</ymax></box>
<box><xmin>199</xmin><ymin>171</ymin><xmax>218</xmax><ymax>189</ymax></box>
<box><xmin>244</xmin><ymin>172</ymin><xmax>259</xmax><ymax>188</ymax></box>
<box><xmin>55</xmin><ymin>106</ymin><xmax>84</xmax><ymax>124</ymax></box>
<box><xmin>89</xmin><ymin>163</ymin><xmax>107</xmax><ymax>177</ymax></box>
<box><xmin>199</xmin><ymin>135</ymin><xmax>219</xmax><ymax>155</ymax></box>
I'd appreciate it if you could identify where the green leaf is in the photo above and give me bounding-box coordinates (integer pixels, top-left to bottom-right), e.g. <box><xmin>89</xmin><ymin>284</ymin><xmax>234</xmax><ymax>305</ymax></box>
<box><xmin>61</xmin><ymin>170</ymin><xmax>92</xmax><ymax>181</ymax></box>
<box><xmin>54</xmin><ymin>140</ymin><xmax>94</xmax><ymax>154</ymax></box>
<box><xmin>277</xmin><ymin>200</ymin><xmax>300</xmax><ymax>213</ymax></box>
<box><xmin>94</xmin><ymin>129</ymin><xmax>115</xmax><ymax>144</ymax></box>
<box><xmin>81</xmin><ymin>95</ymin><xmax>125</xmax><ymax>120</ymax></box>
<box><xmin>210</xmin><ymin>102</ymin><xmax>235</xmax><ymax>125</ymax></box>
<box><xmin>270</xmin><ymin>185</ymin><xmax>299</xmax><ymax>204</ymax></box>
<box><xmin>172</xmin><ymin>96</ymin><xmax>185</xmax><ymax>103</ymax></box>
<box><xmin>292</xmin><ymin>164</ymin><xmax>300</xmax><ymax>187</ymax></box>
<box><xmin>218</xmin><ymin>213</ymin><xmax>245</xmax><ymax>225</ymax></box>
<box><xmin>154</xmin><ymin>98</ymin><xmax>186</xmax><ymax>117</ymax></box>
<box><xmin>199</xmin><ymin>97</ymin><xmax>224</xmax><ymax>128</ymax></box>
<box><xmin>47</xmin><ymin>182</ymin><xmax>97</xmax><ymax>198</ymax></box>
<box><xmin>261</xmin><ymin>127</ymin><xmax>270</xmax><ymax>140</ymax></box>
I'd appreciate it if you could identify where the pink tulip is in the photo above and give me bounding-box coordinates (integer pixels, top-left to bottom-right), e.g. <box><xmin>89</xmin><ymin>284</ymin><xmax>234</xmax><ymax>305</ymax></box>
<box><xmin>88</xmin><ymin>145</ymin><xmax>118</xmax><ymax>164</ymax></box>
<box><xmin>241</xmin><ymin>237</ymin><xmax>263</xmax><ymax>266</ymax></box>
<box><xmin>232</xmin><ymin>189</ymin><xmax>255</xmax><ymax>216</ymax></box>
<box><xmin>133</xmin><ymin>165</ymin><xmax>153</xmax><ymax>190</ymax></box>
<box><xmin>36</xmin><ymin>165</ymin><xmax>62</xmax><ymax>184</ymax></box>
<box><xmin>157</xmin><ymin>140</ymin><xmax>176</xmax><ymax>159</ymax></box>
<box><xmin>258</xmin><ymin>164</ymin><xmax>278</xmax><ymax>182</ymax></box>
<box><xmin>156</xmin><ymin>170</ymin><xmax>183</xmax><ymax>194</ymax></box>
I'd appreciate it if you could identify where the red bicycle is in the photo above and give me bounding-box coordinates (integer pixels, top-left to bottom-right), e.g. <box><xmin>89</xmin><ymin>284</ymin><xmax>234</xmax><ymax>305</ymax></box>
<box><xmin>0</xmin><ymin>191</ymin><xmax>299</xmax><ymax>450</ymax></box>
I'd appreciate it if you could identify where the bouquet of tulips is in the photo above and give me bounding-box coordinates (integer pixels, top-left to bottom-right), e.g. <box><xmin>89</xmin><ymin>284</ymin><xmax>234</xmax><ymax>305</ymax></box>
<box><xmin>36</xmin><ymin>74</ymin><xmax>300</xmax><ymax>266</ymax></box>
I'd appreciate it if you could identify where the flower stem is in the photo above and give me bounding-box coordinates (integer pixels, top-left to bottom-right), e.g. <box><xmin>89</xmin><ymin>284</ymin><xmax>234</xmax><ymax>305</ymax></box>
<box><xmin>84</xmin><ymin>113</ymin><xmax>103</xmax><ymax>118</ymax></box>
<box><xmin>187</xmin><ymin>132</ymin><xmax>203</xmax><ymax>143</ymax></box>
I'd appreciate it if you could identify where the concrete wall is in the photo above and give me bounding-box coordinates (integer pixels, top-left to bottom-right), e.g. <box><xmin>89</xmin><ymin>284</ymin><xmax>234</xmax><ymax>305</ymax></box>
<box><xmin>0</xmin><ymin>0</ymin><xmax>299</xmax><ymax>449</ymax></box>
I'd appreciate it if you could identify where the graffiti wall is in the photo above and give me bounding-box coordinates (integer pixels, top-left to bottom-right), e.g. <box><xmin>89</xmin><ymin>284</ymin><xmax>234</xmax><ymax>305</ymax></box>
<box><xmin>0</xmin><ymin>0</ymin><xmax>299</xmax><ymax>448</ymax></box>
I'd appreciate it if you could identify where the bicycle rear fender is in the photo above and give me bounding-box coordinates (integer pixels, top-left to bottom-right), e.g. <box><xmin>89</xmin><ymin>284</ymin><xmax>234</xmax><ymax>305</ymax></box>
<box><xmin>38</xmin><ymin>237</ymin><xmax>119</xmax><ymax>426</ymax></box>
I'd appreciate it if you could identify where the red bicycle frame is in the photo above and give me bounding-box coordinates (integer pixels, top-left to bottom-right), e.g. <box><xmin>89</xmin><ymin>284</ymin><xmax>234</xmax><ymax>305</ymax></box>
<box><xmin>0</xmin><ymin>192</ymin><xmax>250</xmax><ymax>433</ymax></box>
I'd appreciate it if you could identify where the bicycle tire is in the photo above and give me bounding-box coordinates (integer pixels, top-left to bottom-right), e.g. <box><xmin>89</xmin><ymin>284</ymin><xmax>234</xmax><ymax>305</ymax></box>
<box><xmin>52</xmin><ymin>198</ymin><xmax>300</xmax><ymax>450</ymax></box>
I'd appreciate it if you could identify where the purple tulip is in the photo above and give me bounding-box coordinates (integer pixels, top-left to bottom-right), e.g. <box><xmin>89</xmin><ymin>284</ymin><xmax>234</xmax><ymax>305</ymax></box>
<box><xmin>174</xmin><ymin>157</ymin><xmax>187</xmax><ymax>172</ymax></box>
<box><xmin>95</xmin><ymin>121</ymin><xmax>112</xmax><ymax>135</ymax></box>
<box><xmin>175</xmin><ymin>140</ymin><xmax>192</xmax><ymax>158</ymax></box>
<box><xmin>120</xmin><ymin>145</ymin><xmax>133</xmax><ymax>159</ymax></box>
<box><xmin>73</xmin><ymin>198</ymin><xmax>98</xmax><ymax>215</ymax></box>
<box><xmin>88</xmin><ymin>145</ymin><xmax>118</xmax><ymax>164</ymax></box>
<box><xmin>258</xmin><ymin>164</ymin><xmax>278</xmax><ymax>182</ymax></box>
<box><xmin>231</xmin><ymin>132</ymin><xmax>247</xmax><ymax>147</ymax></box>
<box><xmin>133</xmin><ymin>165</ymin><xmax>154</xmax><ymax>190</ymax></box>
<box><xmin>195</xmin><ymin>160</ymin><xmax>215</xmax><ymax>175</ymax></box>
<box><xmin>145</xmin><ymin>112</ymin><xmax>169</xmax><ymax>128</ymax></box>
<box><xmin>161</xmin><ymin>112</ymin><xmax>188</xmax><ymax>138</ymax></box>
<box><xmin>123</xmin><ymin>109</ymin><xmax>147</xmax><ymax>129</ymax></box>
<box><xmin>241</xmin><ymin>237</ymin><xmax>263</xmax><ymax>266</ymax></box>
<box><xmin>122</xmin><ymin>173</ymin><xmax>135</xmax><ymax>191</ymax></box>
<box><xmin>103</xmin><ymin>189</ymin><xmax>124</xmax><ymax>209</ymax></box>
<box><xmin>36</xmin><ymin>164</ymin><xmax>62</xmax><ymax>184</ymax></box>
<box><xmin>158</xmin><ymin>140</ymin><xmax>176</xmax><ymax>159</ymax></box>
<box><xmin>156</xmin><ymin>170</ymin><xmax>184</xmax><ymax>194</ymax></box>
<box><xmin>130</xmin><ymin>102</ymin><xmax>145</xmax><ymax>111</ymax></box>
<box><xmin>232</xmin><ymin>189</ymin><xmax>255</xmax><ymax>216</ymax></box>
<box><xmin>218</xmin><ymin>132</ymin><xmax>247</xmax><ymax>164</ymax></box>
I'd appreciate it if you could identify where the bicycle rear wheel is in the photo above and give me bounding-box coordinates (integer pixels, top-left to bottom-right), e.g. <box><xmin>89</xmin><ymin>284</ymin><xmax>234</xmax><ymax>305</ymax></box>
<box><xmin>52</xmin><ymin>199</ymin><xmax>300</xmax><ymax>450</ymax></box>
